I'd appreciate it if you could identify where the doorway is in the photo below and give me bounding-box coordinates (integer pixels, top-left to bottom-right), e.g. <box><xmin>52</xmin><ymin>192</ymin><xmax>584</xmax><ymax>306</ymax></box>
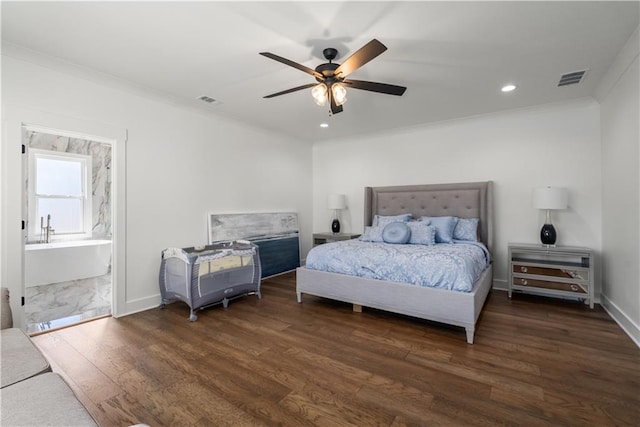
<box><xmin>22</xmin><ymin>126</ymin><xmax>114</xmax><ymax>333</ymax></box>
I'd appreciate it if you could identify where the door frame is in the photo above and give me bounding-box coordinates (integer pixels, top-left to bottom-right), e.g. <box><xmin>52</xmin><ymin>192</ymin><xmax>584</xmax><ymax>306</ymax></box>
<box><xmin>2</xmin><ymin>106</ymin><xmax>127</xmax><ymax>328</ymax></box>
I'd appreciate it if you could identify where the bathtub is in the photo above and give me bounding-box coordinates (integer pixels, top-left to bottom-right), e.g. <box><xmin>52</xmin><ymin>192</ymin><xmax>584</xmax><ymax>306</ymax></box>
<box><xmin>25</xmin><ymin>240</ymin><xmax>112</xmax><ymax>287</ymax></box>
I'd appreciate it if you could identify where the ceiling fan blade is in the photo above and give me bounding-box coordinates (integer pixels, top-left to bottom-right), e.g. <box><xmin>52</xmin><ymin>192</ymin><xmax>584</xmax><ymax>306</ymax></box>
<box><xmin>344</xmin><ymin>79</ymin><xmax>407</xmax><ymax>96</ymax></box>
<box><xmin>263</xmin><ymin>83</ymin><xmax>318</xmax><ymax>99</ymax></box>
<box><xmin>260</xmin><ymin>52</ymin><xmax>323</xmax><ymax>80</ymax></box>
<box><xmin>334</xmin><ymin>39</ymin><xmax>387</xmax><ymax>78</ymax></box>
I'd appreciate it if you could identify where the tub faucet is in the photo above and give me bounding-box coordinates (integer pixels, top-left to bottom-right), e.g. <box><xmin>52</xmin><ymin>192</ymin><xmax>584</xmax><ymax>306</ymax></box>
<box><xmin>40</xmin><ymin>215</ymin><xmax>55</xmax><ymax>243</ymax></box>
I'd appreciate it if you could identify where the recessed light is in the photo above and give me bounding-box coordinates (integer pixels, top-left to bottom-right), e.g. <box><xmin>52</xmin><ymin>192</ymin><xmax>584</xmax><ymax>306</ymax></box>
<box><xmin>320</xmin><ymin>123</ymin><xmax>329</xmax><ymax>128</ymax></box>
<box><xmin>501</xmin><ymin>84</ymin><xmax>517</xmax><ymax>92</ymax></box>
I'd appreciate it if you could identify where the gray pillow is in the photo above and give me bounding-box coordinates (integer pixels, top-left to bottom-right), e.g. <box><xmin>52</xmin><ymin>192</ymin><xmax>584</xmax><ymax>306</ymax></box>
<box><xmin>407</xmin><ymin>222</ymin><xmax>436</xmax><ymax>245</ymax></box>
<box><xmin>454</xmin><ymin>218</ymin><xmax>480</xmax><ymax>241</ymax></box>
<box><xmin>382</xmin><ymin>222</ymin><xmax>411</xmax><ymax>244</ymax></box>
<box><xmin>373</xmin><ymin>213</ymin><xmax>412</xmax><ymax>227</ymax></box>
<box><xmin>359</xmin><ymin>226</ymin><xmax>384</xmax><ymax>242</ymax></box>
<box><xmin>420</xmin><ymin>216</ymin><xmax>458</xmax><ymax>243</ymax></box>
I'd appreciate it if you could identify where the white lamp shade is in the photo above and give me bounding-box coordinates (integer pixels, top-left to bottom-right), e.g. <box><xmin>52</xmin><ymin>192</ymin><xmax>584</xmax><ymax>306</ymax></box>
<box><xmin>332</xmin><ymin>83</ymin><xmax>347</xmax><ymax>106</ymax></box>
<box><xmin>327</xmin><ymin>194</ymin><xmax>346</xmax><ymax>210</ymax></box>
<box><xmin>533</xmin><ymin>187</ymin><xmax>568</xmax><ymax>210</ymax></box>
<box><xmin>311</xmin><ymin>83</ymin><xmax>328</xmax><ymax>106</ymax></box>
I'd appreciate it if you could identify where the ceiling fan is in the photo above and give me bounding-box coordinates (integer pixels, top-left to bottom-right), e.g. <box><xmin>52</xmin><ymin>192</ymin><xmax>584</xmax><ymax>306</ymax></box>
<box><xmin>260</xmin><ymin>39</ymin><xmax>407</xmax><ymax>115</ymax></box>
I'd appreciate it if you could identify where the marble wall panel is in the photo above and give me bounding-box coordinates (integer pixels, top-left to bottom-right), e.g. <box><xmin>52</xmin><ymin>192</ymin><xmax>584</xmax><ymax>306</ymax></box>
<box><xmin>23</xmin><ymin>129</ymin><xmax>112</xmax><ymax>240</ymax></box>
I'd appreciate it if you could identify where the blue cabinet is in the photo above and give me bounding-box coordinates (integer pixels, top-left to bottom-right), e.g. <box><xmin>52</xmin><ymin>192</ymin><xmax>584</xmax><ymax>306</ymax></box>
<box><xmin>252</xmin><ymin>235</ymin><xmax>300</xmax><ymax>278</ymax></box>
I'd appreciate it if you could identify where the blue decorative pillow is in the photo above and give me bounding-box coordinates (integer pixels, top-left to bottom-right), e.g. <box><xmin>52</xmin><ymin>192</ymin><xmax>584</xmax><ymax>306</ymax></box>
<box><xmin>382</xmin><ymin>222</ymin><xmax>411</xmax><ymax>244</ymax></box>
<box><xmin>373</xmin><ymin>213</ymin><xmax>412</xmax><ymax>227</ymax></box>
<box><xmin>359</xmin><ymin>226</ymin><xmax>384</xmax><ymax>242</ymax></box>
<box><xmin>420</xmin><ymin>216</ymin><xmax>458</xmax><ymax>243</ymax></box>
<box><xmin>454</xmin><ymin>218</ymin><xmax>480</xmax><ymax>242</ymax></box>
<box><xmin>407</xmin><ymin>222</ymin><xmax>436</xmax><ymax>245</ymax></box>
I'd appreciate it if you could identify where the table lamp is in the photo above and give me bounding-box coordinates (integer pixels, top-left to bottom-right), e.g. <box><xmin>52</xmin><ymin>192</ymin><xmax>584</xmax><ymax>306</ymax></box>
<box><xmin>327</xmin><ymin>194</ymin><xmax>346</xmax><ymax>233</ymax></box>
<box><xmin>533</xmin><ymin>187</ymin><xmax>568</xmax><ymax>246</ymax></box>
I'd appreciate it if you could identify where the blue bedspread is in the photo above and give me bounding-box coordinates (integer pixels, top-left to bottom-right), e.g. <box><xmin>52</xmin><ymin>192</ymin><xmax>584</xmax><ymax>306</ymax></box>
<box><xmin>305</xmin><ymin>240</ymin><xmax>490</xmax><ymax>292</ymax></box>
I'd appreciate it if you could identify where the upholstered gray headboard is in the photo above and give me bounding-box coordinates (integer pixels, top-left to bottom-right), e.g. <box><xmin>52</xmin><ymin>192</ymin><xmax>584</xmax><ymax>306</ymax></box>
<box><xmin>364</xmin><ymin>181</ymin><xmax>494</xmax><ymax>254</ymax></box>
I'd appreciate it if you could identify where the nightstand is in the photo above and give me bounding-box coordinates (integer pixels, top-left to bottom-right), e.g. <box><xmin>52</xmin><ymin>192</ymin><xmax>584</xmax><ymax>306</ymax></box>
<box><xmin>508</xmin><ymin>243</ymin><xmax>594</xmax><ymax>308</ymax></box>
<box><xmin>313</xmin><ymin>232</ymin><xmax>360</xmax><ymax>247</ymax></box>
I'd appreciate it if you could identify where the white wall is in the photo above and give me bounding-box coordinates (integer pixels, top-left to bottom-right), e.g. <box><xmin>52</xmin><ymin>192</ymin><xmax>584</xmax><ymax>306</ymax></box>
<box><xmin>599</xmin><ymin>27</ymin><xmax>640</xmax><ymax>344</ymax></box>
<box><xmin>3</xmin><ymin>36</ymin><xmax>636</xmax><ymax>345</ymax></box>
<box><xmin>1</xmin><ymin>55</ymin><xmax>312</xmax><ymax>325</ymax></box>
<box><xmin>312</xmin><ymin>99</ymin><xmax>603</xmax><ymax>291</ymax></box>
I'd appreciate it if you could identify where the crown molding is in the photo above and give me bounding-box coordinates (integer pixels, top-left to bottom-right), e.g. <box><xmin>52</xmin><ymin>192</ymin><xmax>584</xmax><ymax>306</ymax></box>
<box><xmin>595</xmin><ymin>26</ymin><xmax>639</xmax><ymax>102</ymax></box>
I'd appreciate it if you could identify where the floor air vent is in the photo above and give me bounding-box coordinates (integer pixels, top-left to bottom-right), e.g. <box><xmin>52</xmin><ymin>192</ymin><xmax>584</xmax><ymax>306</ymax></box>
<box><xmin>558</xmin><ymin>70</ymin><xmax>587</xmax><ymax>87</ymax></box>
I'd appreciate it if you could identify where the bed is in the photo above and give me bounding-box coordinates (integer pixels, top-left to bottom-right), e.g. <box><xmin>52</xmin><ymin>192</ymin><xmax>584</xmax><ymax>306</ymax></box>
<box><xmin>296</xmin><ymin>181</ymin><xmax>493</xmax><ymax>344</ymax></box>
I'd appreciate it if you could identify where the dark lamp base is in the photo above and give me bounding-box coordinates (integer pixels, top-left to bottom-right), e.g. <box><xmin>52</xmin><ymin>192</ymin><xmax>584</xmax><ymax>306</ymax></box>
<box><xmin>331</xmin><ymin>219</ymin><xmax>341</xmax><ymax>233</ymax></box>
<box><xmin>540</xmin><ymin>223</ymin><xmax>557</xmax><ymax>245</ymax></box>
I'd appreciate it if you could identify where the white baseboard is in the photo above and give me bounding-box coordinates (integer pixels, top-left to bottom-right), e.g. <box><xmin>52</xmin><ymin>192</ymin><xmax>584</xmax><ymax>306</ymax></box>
<box><xmin>601</xmin><ymin>294</ymin><xmax>640</xmax><ymax>348</ymax></box>
<box><xmin>112</xmin><ymin>280</ymin><xmax>639</xmax><ymax>349</ymax></box>
<box><xmin>113</xmin><ymin>294</ymin><xmax>161</xmax><ymax>318</ymax></box>
<box><xmin>494</xmin><ymin>281</ymin><xmax>638</xmax><ymax>347</ymax></box>
<box><xmin>492</xmin><ymin>278</ymin><xmax>508</xmax><ymax>291</ymax></box>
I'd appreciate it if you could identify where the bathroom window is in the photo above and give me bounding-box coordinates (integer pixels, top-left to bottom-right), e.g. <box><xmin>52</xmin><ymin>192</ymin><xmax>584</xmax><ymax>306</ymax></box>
<box><xmin>28</xmin><ymin>149</ymin><xmax>92</xmax><ymax>241</ymax></box>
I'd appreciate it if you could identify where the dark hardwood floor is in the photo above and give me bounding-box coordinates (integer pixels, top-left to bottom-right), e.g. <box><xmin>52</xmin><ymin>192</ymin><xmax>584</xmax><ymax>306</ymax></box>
<box><xmin>32</xmin><ymin>272</ymin><xmax>639</xmax><ymax>426</ymax></box>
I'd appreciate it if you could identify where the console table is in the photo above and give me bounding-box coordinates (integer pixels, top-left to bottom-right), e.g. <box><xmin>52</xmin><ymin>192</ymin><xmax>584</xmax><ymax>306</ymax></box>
<box><xmin>313</xmin><ymin>232</ymin><xmax>361</xmax><ymax>247</ymax></box>
<box><xmin>508</xmin><ymin>243</ymin><xmax>594</xmax><ymax>308</ymax></box>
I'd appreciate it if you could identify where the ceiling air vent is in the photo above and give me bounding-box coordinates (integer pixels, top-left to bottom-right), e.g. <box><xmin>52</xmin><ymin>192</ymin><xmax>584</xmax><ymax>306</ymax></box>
<box><xmin>197</xmin><ymin>95</ymin><xmax>220</xmax><ymax>105</ymax></box>
<box><xmin>558</xmin><ymin>70</ymin><xmax>587</xmax><ymax>87</ymax></box>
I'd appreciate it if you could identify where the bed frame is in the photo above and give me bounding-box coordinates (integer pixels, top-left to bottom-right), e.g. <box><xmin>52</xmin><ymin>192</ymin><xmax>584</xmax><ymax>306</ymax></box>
<box><xmin>296</xmin><ymin>181</ymin><xmax>494</xmax><ymax>344</ymax></box>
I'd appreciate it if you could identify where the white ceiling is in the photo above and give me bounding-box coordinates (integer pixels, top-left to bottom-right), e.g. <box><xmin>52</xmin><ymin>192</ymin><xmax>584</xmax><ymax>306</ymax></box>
<box><xmin>2</xmin><ymin>1</ymin><xmax>638</xmax><ymax>143</ymax></box>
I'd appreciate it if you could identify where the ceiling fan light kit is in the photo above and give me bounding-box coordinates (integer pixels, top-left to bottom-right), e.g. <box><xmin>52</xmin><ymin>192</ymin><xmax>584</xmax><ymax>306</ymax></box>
<box><xmin>260</xmin><ymin>39</ymin><xmax>407</xmax><ymax>115</ymax></box>
<box><xmin>332</xmin><ymin>83</ymin><xmax>347</xmax><ymax>106</ymax></box>
<box><xmin>311</xmin><ymin>83</ymin><xmax>328</xmax><ymax>106</ymax></box>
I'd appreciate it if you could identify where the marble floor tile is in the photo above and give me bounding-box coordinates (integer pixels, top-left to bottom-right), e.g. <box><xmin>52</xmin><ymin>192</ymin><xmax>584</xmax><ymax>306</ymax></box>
<box><xmin>25</xmin><ymin>274</ymin><xmax>111</xmax><ymax>333</ymax></box>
